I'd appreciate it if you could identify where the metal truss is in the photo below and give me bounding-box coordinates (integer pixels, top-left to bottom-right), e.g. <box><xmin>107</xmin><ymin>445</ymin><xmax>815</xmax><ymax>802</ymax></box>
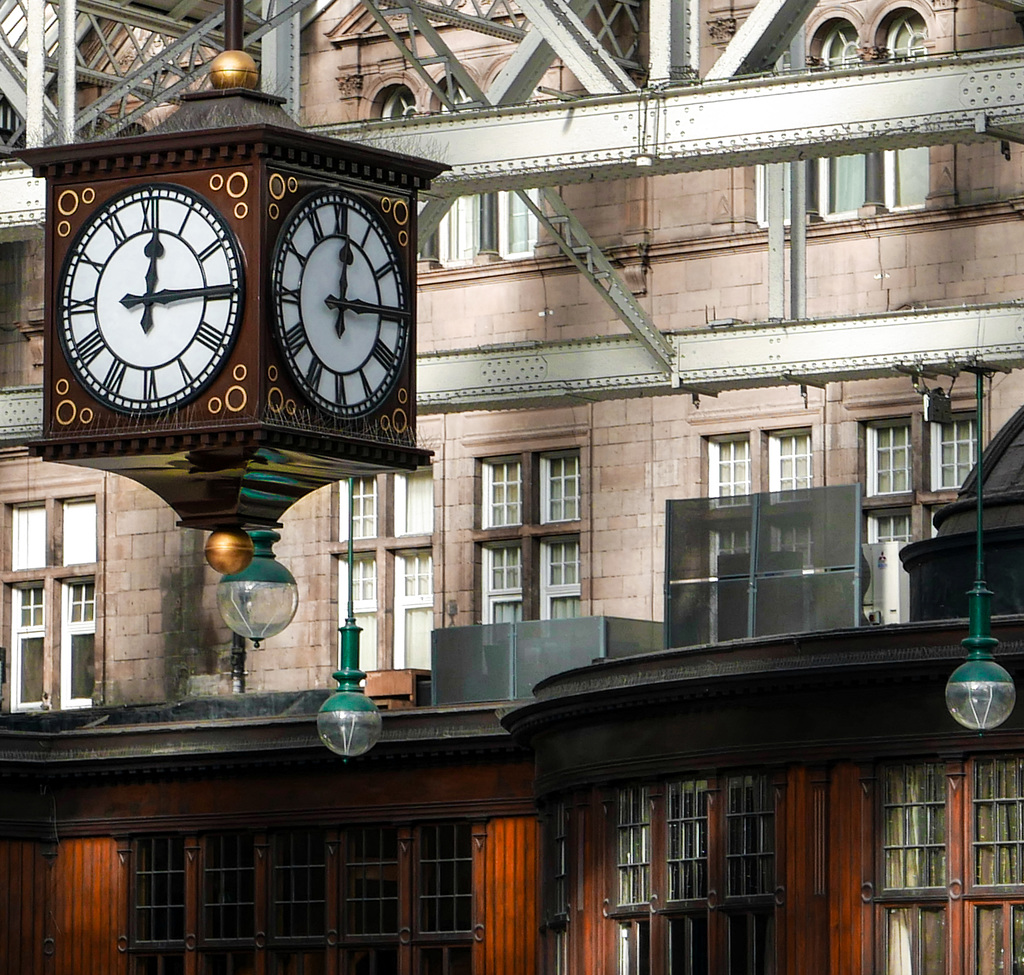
<box><xmin>417</xmin><ymin>303</ymin><xmax>1024</xmax><ymax>411</ymax></box>
<box><xmin>328</xmin><ymin>47</ymin><xmax>1024</xmax><ymax>195</ymax></box>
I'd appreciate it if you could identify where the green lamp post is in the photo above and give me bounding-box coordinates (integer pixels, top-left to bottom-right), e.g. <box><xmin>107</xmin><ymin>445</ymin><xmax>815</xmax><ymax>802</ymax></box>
<box><xmin>945</xmin><ymin>367</ymin><xmax>1016</xmax><ymax>731</ymax></box>
<box><xmin>317</xmin><ymin>480</ymin><xmax>382</xmax><ymax>758</ymax></box>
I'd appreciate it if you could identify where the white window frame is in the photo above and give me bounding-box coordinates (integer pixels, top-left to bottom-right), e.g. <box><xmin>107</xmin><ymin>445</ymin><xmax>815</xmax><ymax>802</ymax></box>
<box><xmin>12</xmin><ymin>504</ymin><xmax>46</xmax><ymax>571</ymax></box>
<box><xmin>483</xmin><ymin>459</ymin><xmax>522</xmax><ymax>529</ymax></box>
<box><xmin>61</xmin><ymin>578</ymin><xmax>95</xmax><ymax>709</ymax></box>
<box><xmin>499</xmin><ymin>189</ymin><xmax>539</xmax><ymax>259</ymax></box>
<box><xmin>867</xmin><ymin>421</ymin><xmax>913</xmax><ymax>496</ymax></box>
<box><xmin>931</xmin><ymin>416</ymin><xmax>977</xmax><ymax>491</ymax></box>
<box><xmin>541</xmin><ymin>451</ymin><xmax>580</xmax><ymax>524</ymax></box>
<box><xmin>437</xmin><ymin>195</ymin><xmax>480</xmax><ymax>265</ymax></box>
<box><xmin>482</xmin><ymin>543</ymin><xmax>523</xmax><ymax>624</ymax></box>
<box><xmin>708</xmin><ymin>437</ymin><xmax>751</xmax><ymax>499</ymax></box>
<box><xmin>380</xmin><ymin>84</ymin><xmax>416</xmax><ymax>119</ymax></box>
<box><xmin>339</xmin><ymin>556</ymin><xmax>378</xmax><ymax>674</ymax></box>
<box><xmin>62</xmin><ymin>499</ymin><xmax>97</xmax><ymax>566</ymax></box>
<box><xmin>541</xmin><ymin>537</ymin><xmax>581</xmax><ymax>620</ymax></box>
<box><xmin>768</xmin><ymin>431</ymin><xmax>813</xmax><ymax>492</ymax></box>
<box><xmin>394</xmin><ymin>469</ymin><xmax>433</xmax><ymax>536</ymax></box>
<box><xmin>394</xmin><ymin>551</ymin><xmax>433</xmax><ymax>670</ymax></box>
<box><xmin>867</xmin><ymin>510</ymin><xmax>913</xmax><ymax>544</ymax></box>
<box><xmin>12</xmin><ymin>584</ymin><xmax>45</xmax><ymax>710</ymax></box>
<box><xmin>340</xmin><ymin>477</ymin><xmax>378</xmax><ymax>540</ymax></box>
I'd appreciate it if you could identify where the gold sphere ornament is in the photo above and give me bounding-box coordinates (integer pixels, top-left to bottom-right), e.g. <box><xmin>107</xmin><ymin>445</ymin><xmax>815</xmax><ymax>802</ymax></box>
<box><xmin>205</xmin><ymin>529</ymin><xmax>255</xmax><ymax>575</ymax></box>
<box><xmin>208</xmin><ymin>50</ymin><xmax>259</xmax><ymax>91</ymax></box>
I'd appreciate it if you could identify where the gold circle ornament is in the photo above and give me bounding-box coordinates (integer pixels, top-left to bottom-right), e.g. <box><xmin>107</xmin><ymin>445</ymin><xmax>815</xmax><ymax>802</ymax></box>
<box><xmin>80</xmin><ymin>408</ymin><xmax>93</xmax><ymax>424</ymax></box>
<box><xmin>234</xmin><ymin>202</ymin><xmax>249</xmax><ymax>220</ymax></box>
<box><xmin>55</xmin><ymin>378</ymin><xmax>69</xmax><ymax>396</ymax></box>
<box><xmin>398</xmin><ymin>387</ymin><xmax>408</xmax><ymax>404</ymax></box>
<box><xmin>208</xmin><ymin>50</ymin><xmax>259</xmax><ymax>91</ymax></box>
<box><xmin>208</xmin><ymin>396</ymin><xmax>223</xmax><ymax>414</ymax></box>
<box><xmin>269</xmin><ymin>173</ymin><xmax>287</xmax><ymax>200</ymax></box>
<box><xmin>225</xmin><ymin>385</ymin><xmax>248</xmax><ymax>412</ymax></box>
<box><xmin>392</xmin><ymin>199</ymin><xmax>410</xmax><ymax>226</ymax></box>
<box><xmin>55</xmin><ymin>400</ymin><xmax>77</xmax><ymax>426</ymax></box>
<box><xmin>380</xmin><ymin>414</ymin><xmax>391</xmax><ymax>432</ymax></box>
<box><xmin>392</xmin><ymin>408</ymin><xmax>408</xmax><ymax>433</ymax></box>
<box><xmin>268</xmin><ymin>365</ymin><xmax>278</xmax><ymax>382</ymax></box>
<box><xmin>81</xmin><ymin>187</ymin><xmax>95</xmax><ymax>204</ymax></box>
<box><xmin>287</xmin><ymin>176</ymin><xmax>298</xmax><ymax>193</ymax></box>
<box><xmin>382</xmin><ymin>198</ymin><xmax>392</xmax><ymax>213</ymax></box>
<box><xmin>57</xmin><ymin>190</ymin><xmax>79</xmax><ymax>216</ymax></box>
<box><xmin>233</xmin><ymin>364</ymin><xmax>247</xmax><ymax>382</ymax></box>
<box><xmin>205</xmin><ymin>529</ymin><xmax>255</xmax><ymax>574</ymax></box>
<box><xmin>268</xmin><ymin>203</ymin><xmax>279</xmax><ymax>220</ymax></box>
<box><xmin>209</xmin><ymin>173</ymin><xmax>224</xmax><ymax>192</ymax></box>
<box><xmin>57</xmin><ymin>220</ymin><xmax>71</xmax><ymax>238</ymax></box>
<box><xmin>226</xmin><ymin>172</ymin><xmax>249</xmax><ymax>199</ymax></box>
<box><xmin>268</xmin><ymin>386</ymin><xmax>284</xmax><ymax>412</ymax></box>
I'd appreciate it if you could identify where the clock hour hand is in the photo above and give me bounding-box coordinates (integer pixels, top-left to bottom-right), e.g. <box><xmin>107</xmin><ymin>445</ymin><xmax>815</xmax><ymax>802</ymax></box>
<box><xmin>139</xmin><ymin>231</ymin><xmax>164</xmax><ymax>335</ymax></box>
<box><xmin>121</xmin><ymin>284</ymin><xmax>236</xmax><ymax>310</ymax></box>
<box><xmin>327</xmin><ymin>240</ymin><xmax>355</xmax><ymax>338</ymax></box>
<box><xmin>323</xmin><ymin>295</ymin><xmax>411</xmax><ymax>322</ymax></box>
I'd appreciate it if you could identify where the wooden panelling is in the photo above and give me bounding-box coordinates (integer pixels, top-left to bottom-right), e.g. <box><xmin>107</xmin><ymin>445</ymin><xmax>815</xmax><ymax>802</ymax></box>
<box><xmin>0</xmin><ymin>840</ymin><xmax>45</xmax><ymax>975</ymax></box>
<box><xmin>478</xmin><ymin>816</ymin><xmax>539</xmax><ymax>975</ymax></box>
<box><xmin>828</xmin><ymin>762</ymin><xmax>865</xmax><ymax>975</ymax></box>
<box><xmin>52</xmin><ymin>837</ymin><xmax>123</xmax><ymax>975</ymax></box>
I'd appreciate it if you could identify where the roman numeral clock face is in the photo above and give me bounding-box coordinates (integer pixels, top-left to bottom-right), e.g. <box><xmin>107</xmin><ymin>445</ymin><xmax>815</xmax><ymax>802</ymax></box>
<box><xmin>271</xmin><ymin>188</ymin><xmax>410</xmax><ymax>419</ymax></box>
<box><xmin>57</xmin><ymin>183</ymin><xmax>243</xmax><ymax>413</ymax></box>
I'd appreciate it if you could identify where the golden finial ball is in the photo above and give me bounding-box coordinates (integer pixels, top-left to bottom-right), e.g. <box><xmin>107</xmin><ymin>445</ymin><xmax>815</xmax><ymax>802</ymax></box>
<box><xmin>205</xmin><ymin>529</ymin><xmax>255</xmax><ymax>575</ymax></box>
<box><xmin>208</xmin><ymin>50</ymin><xmax>259</xmax><ymax>90</ymax></box>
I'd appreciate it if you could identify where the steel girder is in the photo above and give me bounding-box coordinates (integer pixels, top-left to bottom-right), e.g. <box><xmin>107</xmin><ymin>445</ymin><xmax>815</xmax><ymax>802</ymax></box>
<box><xmin>320</xmin><ymin>48</ymin><xmax>1024</xmax><ymax>195</ymax></box>
<box><xmin>417</xmin><ymin>303</ymin><xmax>1024</xmax><ymax>411</ymax></box>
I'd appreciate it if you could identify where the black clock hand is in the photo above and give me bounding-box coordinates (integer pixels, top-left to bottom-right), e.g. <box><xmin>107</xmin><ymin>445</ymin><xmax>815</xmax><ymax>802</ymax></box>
<box><xmin>323</xmin><ymin>295</ymin><xmax>411</xmax><ymax>321</ymax></box>
<box><xmin>121</xmin><ymin>284</ymin><xmax>235</xmax><ymax>309</ymax></box>
<box><xmin>326</xmin><ymin>240</ymin><xmax>355</xmax><ymax>338</ymax></box>
<box><xmin>139</xmin><ymin>231</ymin><xmax>164</xmax><ymax>335</ymax></box>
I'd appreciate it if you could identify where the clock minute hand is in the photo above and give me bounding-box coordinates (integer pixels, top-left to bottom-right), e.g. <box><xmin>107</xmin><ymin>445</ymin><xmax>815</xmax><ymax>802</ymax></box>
<box><xmin>323</xmin><ymin>295</ymin><xmax>411</xmax><ymax>321</ymax></box>
<box><xmin>121</xmin><ymin>284</ymin><xmax>236</xmax><ymax>310</ymax></box>
<box><xmin>139</xmin><ymin>231</ymin><xmax>164</xmax><ymax>335</ymax></box>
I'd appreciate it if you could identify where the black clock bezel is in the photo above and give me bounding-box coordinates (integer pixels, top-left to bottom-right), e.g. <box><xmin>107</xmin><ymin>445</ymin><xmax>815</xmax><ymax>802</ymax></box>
<box><xmin>56</xmin><ymin>181</ymin><xmax>245</xmax><ymax>415</ymax></box>
<box><xmin>270</xmin><ymin>186</ymin><xmax>411</xmax><ymax>420</ymax></box>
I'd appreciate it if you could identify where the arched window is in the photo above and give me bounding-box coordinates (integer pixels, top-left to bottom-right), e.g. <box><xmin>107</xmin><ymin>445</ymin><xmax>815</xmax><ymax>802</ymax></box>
<box><xmin>888</xmin><ymin>11</ymin><xmax>928</xmax><ymax>59</ymax></box>
<box><xmin>378</xmin><ymin>85</ymin><xmax>416</xmax><ymax>119</ymax></box>
<box><xmin>820</xmin><ymin>20</ymin><xmax>859</xmax><ymax>67</ymax></box>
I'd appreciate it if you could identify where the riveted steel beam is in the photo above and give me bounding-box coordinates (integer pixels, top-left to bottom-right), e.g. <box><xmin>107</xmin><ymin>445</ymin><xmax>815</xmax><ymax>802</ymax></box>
<box><xmin>416</xmin><ymin>303</ymin><xmax>1024</xmax><ymax>410</ymax></box>
<box><xmin>324</xmin><ymin>48</ymin><xmax>1024</xmax><ymax>194</ymax></box>
<box><xmin>705</xmin><ymin>0</ymin><xmax>819</xmax><ymax>80</ymax></box>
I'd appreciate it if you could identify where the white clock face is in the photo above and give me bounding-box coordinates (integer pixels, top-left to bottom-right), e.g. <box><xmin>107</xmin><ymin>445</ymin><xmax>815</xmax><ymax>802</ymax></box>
<box><xmin>58</xmin><ymin>183</ymin><xmax>243</xmax><ymax>414</ymax></box>
<box><xmin>271</xmin><ymin>188</ymin><xmax>409</xmax><ymax>418</ymax></box>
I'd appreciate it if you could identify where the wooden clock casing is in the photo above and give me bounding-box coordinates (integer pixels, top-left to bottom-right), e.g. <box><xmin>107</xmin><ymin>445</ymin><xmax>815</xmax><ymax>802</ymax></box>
<box><xmin>23</xmin><ymin>92</ymin><xmax>445</xmax><ymax>530</ymax></box>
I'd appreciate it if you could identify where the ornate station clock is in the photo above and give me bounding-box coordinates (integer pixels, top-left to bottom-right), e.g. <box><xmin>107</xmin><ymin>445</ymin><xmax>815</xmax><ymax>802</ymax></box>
<box><xmin>22</xmin><ymin>89</ymin><xmax>445</xmax><ymax>531</ymax></box>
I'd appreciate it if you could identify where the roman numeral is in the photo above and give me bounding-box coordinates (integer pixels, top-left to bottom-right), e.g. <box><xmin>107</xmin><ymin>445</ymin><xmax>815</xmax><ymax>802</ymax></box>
<box><xmin>335</xmin><ymin>373</ymin><xmax>348</xmax><ymax>405</ymax></box>
<box><xmin>305</xmin><ymin>357</ymin><xmax>324</xmax><ymax>391</ymax></box>
<box><xmin>371</xmin><ymin>338</ymin><xmax>397</xmax><ymax>373</ymax></box>
<box><xmin>193</xmin><ymin>321</ymin><xmax>224</xmax><ymax>351</ymax></box>
<box><xmin>178</xmin><ymin>359</ymin><xmax>195</xmax><ymax>387</ymax></box>
<box><xmin>198</xmin><ymin>239</ymin><xmax>222</xmax><ymax>264</ymax></box>
<box><xmin>279</xmin><ymin>285</ymin><xmax>300</xmax><ymax>306</ymax></box>
<box><xmin>284</xmin><ymin>323</ymin><xmax>307</xmax><ymax>356</ymax></box>
<box><xmin>103</xmin><ymin>358</ymin><xmax>127</xmax><ymax>395</ymax></box>
<box><xmin>68</xmin><ymin>295</ymin><xmax>97</xmax><ymax>317</ymax></box>
<box><xmin>108</xmin><ymin>211</ymin><xmax>129</xmax><ymax>245</ymax></box>
<box><xmin>76</xmin><ymin>329</ymin><xmax>105</xmax><ymax>366</ymax></box>
<box><xmin>141</xmin><ymin>369</ymin><xmax>158</xmax><ymax>401</ymax></box>
<box><xmin>308</xmin><ymin>207</ymin><xmax>327</xmax><ymax>243</ymax></box>
<box><xmin>140</xmin><ymin>195</ymin><xmax>159</xmax><ymax>231</ymax></box>
<box><xmin>373</xmin><ymin>262</ymin><xmax>396</xmax><ymax>282</ymax></box>
<box><xmin>77</xmin><ymin>252</ymin><xmax>105</xmax><ymax>274</ymax></box>
<box><xmin>358</xmin><ymin>369</ymin><xmax>373</xmax><ymax>400</ymax></box>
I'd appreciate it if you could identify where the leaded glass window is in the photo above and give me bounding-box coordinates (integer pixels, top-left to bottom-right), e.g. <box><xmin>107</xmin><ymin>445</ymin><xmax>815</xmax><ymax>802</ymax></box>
<box><xmin>617</xmin><ymin>786</ymin><xmax>650</xmax><ymax>906</ymax></box>
<box><xmin>975</xmin><ymin>757</ymin><xmax>1024</xmax><ymax>886</ymax></box>
<box><xmin>725</xmin><ymin>775</ymin><xmax>774</xmax><ymax>897</ymax></box>
<box><xmin>883</xmin><ymin>763</ymin><xmax>946</xmax><ymax>889</ymax></box>
<box><xmin>667</xmin><ymin>778</ymin><xmax>709</xmax><ymax>901</ymax></box>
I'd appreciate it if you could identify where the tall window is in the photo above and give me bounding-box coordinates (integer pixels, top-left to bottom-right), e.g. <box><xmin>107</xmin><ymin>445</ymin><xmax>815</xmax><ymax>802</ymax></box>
<box><xmin>931</xmin><ymin>416</ymin><xmax>976</xmax><ymax>490</ymax></box>
<box><xmin>768</xmin><ymin>431</ymin><xmax>812</xmax><ymax>491</ymax></box>
<box><xmin>12</xmin><ymin>585</ymin><xmax>45</xmax><ymax>710</ymax></box>
<box><xmin>395</xmin><ymin>551</ymin><xmax>433</xmax><ymax>669</ymax></box>
<box><xmin>974</xmin><ymin>757</ymin><xmax>1024</xmax><ymax>886</ymax></box>
<box><xmin>419</xmin><ymin>823</ymin><xmax>473</xmax><ymax>933</ymax></box>
<box><xmin>347</xmin><ymin>826</ymin><xmax>400</xmax><ymax>937</ymax></box>
<box><xmin>617</xmin><ymin>786</ymin><xmax>650</xmax><ymax>907</ymax></box>
<box><xmin>725</xmin><ymin>774</ymin><xmax>774</xmax><ymax>897</ymax></box>
<box><xmin>483</xmin><ymin>460</ymin><xmax>522</xmax><ymax>528</ymax></box>
<box><xmin>667</xmin><ymin>778</ymin><xmax>709</xmax><ymax>902</ymax></box>
<box><xmin>868</xmin><ymin>422</ymin><xmax>913</xmax><ymax>495</ymax></box>
<box><xmin>395</xmin><ymin>470</ymin><xmax>433</xmax><ymax>536</ymax></box>
<box><xmin>709</xmin><ymin>438</ymin><xmax>751</xmax><ymax>499</ymax></box>
<box><xmin>135</xmin><ymin>837</ymin><xmax>186</xmax><ymax>947</ymax></box>
<box><xmin>340</xmin><ymin>557</ymin><xmax>378</xmax><ymax>673</ymax></box>
<box><xmin>62</xmin><ymin>499</ymin><xmax>97</xmax><ymax>565</ymax></box>
<box><xmin>541</xmin><ymin>539</ymin><xmax>580</xmax><ymax>619</ymax></box>
<box><xmin>542</xmin><ymin>452</ymin><xmax>581</xmax><ymax>523</ymax></box>
<box><xmin>500</xmin><ymin>190</ymin><xmax>539</xmax><ymax>258</ymax></box>
<box><xmin>482</xmin><ymin>544</ymin><xmax>523</xmax><ymax>624</ymax></box>
<box><xmin>12</xmin><ymin>504</ymin><xmax>45</xmax><ymax>570</ymax></box>
<box><xmin>62</xmin><ymin>580</ymin><xmax>95</xmax><ymax>708</ymax></box>
<box><xmin>342</xmin><ymin>477</ymin><xmax>378</xmax><ymax>540</ymax></box>
<box><xmin>882</xmin><ymin>763</ymin><xmax>946</xmax><ymax>890</ymax></box>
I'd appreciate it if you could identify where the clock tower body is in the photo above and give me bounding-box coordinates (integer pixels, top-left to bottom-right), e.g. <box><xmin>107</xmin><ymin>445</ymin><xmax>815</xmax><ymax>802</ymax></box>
<box><xmin>22</xmin><ymin>91</ymin><xmax>444</xmax><ymax>531</ymax></box>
